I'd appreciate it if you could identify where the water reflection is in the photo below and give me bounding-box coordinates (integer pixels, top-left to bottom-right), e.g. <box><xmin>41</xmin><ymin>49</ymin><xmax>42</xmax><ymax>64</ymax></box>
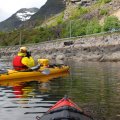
<box><xmin>0</xmin><ymin>71</ymin><xmax>69</xmax><ymax>120</ymax></box>
<box><xmin>68</xmin><ymin>62</ymin><xmax>120</xmax><ymax>120</ymax></box>
<box><xmin>0</xmin><ymin>61</ymin><xmax>120</xmax><ymax>120</ymax></box>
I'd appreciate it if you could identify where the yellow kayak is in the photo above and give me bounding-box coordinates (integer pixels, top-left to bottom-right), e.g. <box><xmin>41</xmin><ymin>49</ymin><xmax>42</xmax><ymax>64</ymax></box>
<box><xmin>0</xmin><ymin>65</ymin><xmax>69</xmax><ymax>80</ymax></box>
<box><xmin>0</xmin><ymin>72</ymin><xmax>69</xmax><ymax>86</ymax></box>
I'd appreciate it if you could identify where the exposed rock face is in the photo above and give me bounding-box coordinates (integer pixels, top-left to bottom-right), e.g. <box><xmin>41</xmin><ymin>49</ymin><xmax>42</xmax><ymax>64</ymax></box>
<box><xmin>64</xmin><ymin>0</ymin><xmax>120</xmax><ymax>21</ymax></box>
<box><xmin>63</xmin><ymin>0</ymin><xmax>97</xmax><ymax>20</ymax></box>
<box><xmin>65</xmin><ymin>0</ymin><xmax>97</xmax><ymax>6</ymax></box>
<box><xmin>63</xmin><ymin>3</ymin><xmax>77</xmax><ymax>20</ymax></box>
<box><xmin>0</xmin><ymin>32</ymin><xmax>120</xmax><ymax>62</ymax></box>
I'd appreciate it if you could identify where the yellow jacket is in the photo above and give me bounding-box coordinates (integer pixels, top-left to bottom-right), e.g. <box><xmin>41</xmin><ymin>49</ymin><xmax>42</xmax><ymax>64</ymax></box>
<box><xmin>18</xmin><ymin>52</ymin><xmax>35</xmax><ymax>68</ymax></box>
<box><xmin>22</xmin><ymin>57</ymin><xmax>35</xmax><ymax>68</ymax></box>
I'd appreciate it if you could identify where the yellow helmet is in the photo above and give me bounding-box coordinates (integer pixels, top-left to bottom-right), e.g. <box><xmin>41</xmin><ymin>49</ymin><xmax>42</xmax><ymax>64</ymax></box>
<box><xmin>20</xmin><ymin>46</ymin><xmax>27</xmax><ymax>52</ymax></box>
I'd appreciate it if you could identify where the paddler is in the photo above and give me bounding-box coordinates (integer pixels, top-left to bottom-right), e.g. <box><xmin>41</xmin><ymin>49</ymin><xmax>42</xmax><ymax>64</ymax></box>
<box><xmin>12</xmin><ymin>46</ymin><xmax>35</xmax><ymax>71</ymax></box>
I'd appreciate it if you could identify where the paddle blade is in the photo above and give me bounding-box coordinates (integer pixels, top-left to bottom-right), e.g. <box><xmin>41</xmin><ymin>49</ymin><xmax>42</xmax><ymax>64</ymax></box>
<box><xmin>0</xmin><ymin>69</ymin><xmax>8</xmax><ymax>74</ymax></box>
<box><xmin>30</xmin><ymin>64</ymin><xmax>40</xmax><ymax>71</ymax></box>
<box><xmin>41</xmin><ymin>69</ymin><xmax>50</xmax><ymax>75</ymax></box>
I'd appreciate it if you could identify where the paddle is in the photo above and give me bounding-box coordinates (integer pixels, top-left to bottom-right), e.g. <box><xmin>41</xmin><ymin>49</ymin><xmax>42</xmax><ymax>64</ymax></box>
<box><xmin>28</xmin><ymin>64</ymin><xmax>50</xmax><ymax>75</ymax></box>
<box><xmin>0</xmin><ymin>69</ymin><xmax>8</xmax><ymax>74</ymax></box>
<box><xmin>0</xmin><ymin>64</ymin><xmax>50</xmax><ymax>75</ymax></box>
<box><xmin>40</xmin><ymin>69</ymin><xmax>50</xmax><ymax>75</ymax></box>
<box><xmin>29</xmin><ymin>64</ymin><xmax>41</xmax><ymax>71</ymax></box>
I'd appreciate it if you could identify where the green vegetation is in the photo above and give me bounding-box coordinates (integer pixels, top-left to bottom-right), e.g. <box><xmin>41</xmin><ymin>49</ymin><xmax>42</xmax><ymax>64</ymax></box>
<box><xmin>70</xmin><ymin>7</ymin><xmax>89</xmax><ymax>19</ymax></box>
<box><xmin>98</xmin><ymin>0</ymin><xmax>112</xmax><ymax>4</ymax></box>
<box><xmin>103</xmin><ymin>16</ymin><xmax>120</xmax><ymax>31</ymax></box>
<box><xmin>104</xmin><ymin>0</ymin><xmax>112</xmax><ymax>3</ymax></box>
<box><xmin>0</xmin><ymin>0</ymin><xmax>120</xmax><ymax>46</ymax></box>
<box><xmin>100</xmin><ymin>9</ymin><xmax>108</xmax><ymax>15</ymax></box>
<box><xmin>86</xmin><ymin>19</ymin><xmax>102</xmax><ymax>34</ymax></box>
<box><xmin>0</xmin><ymin>15</ymin><xmax>120</xmax><ymax>46</ymax></box>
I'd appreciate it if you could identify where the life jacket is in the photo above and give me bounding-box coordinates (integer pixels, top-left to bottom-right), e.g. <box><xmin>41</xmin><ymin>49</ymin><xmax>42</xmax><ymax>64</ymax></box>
<box><xmin>13</xmin><ymin>56</ymin><xmax>28</xmax><ymax>70</ymax></box>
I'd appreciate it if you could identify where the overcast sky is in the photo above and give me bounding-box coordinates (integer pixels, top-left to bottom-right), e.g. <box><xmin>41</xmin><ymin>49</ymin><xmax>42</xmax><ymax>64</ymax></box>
<box><xmin>0</xmin><ymin>0</ymin><xmax>47</xmax><ymax>22</ymax></box>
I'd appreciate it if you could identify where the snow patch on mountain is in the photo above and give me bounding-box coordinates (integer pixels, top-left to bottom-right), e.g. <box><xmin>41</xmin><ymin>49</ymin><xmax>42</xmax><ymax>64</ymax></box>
<box><xmin>16</xmin><ymin>11</ymin><xmax>35</xmax><ymax>21</ymax></box>
<box><xmin>16</xmin><ymin>8</ymin><xmax>39</xmax><ymax>21</ymax></box>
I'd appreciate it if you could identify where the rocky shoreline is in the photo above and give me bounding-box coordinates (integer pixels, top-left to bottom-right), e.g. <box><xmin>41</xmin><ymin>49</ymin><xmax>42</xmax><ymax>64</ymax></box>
<box><xmin>0</xmin><ymin>32</ymin><xmax>120</xmax><ymax>63</ymax></box>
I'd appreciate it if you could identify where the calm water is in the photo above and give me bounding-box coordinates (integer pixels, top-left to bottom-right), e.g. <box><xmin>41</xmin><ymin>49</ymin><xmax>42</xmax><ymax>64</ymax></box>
<box><xmin>0</xmin><ymin>61</ymin><xmax>120</xmax><ymax>120</ymax></box>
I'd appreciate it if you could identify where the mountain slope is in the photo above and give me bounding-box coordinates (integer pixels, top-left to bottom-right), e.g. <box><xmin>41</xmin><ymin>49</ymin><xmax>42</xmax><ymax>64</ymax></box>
<box><xmin>0</xmin><ymin>8</ymin><xmax>39</xmax><ymax>31</ymax></box>
<box><xmin>30</xmin><ymin>0</ymin><xmax>66</xmax><ymax>21</ymax></box>
<box><xmin>0</xmin><ymin>0</ymin><xmax>120</xmax><ymax>46</ymax></box>
<box><xmin>0</xmin><ymin>0</ymin><xmax>66</xmax><ymax>31</ymax></box>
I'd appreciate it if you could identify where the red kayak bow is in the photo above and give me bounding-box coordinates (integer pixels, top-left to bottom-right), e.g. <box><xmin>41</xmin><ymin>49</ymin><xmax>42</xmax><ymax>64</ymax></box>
<box><xmin>39</xmin><ymin>96</ymin><xmax>93</xmax><ymax>120</ymax></box>
<box><xmin>48</xmin><ymin>96</ymin><xmax>82</xmax><ymax>112</ymax></box>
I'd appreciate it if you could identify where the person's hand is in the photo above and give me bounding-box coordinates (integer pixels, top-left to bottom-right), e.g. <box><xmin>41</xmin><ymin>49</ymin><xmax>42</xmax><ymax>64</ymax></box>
<box><xmin>26</xmin><ymin>51</ymin><xmax>31</xmax><ymax>58</ymax></box>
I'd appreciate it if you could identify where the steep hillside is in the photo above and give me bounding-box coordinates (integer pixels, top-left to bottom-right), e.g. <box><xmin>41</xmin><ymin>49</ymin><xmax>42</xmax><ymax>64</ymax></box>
<box><xmin>31</xmin><ymin>0</ymin><xmax>66</xmax><ymax>21</ymax></box>
<box><xmin>0</xmin><ymin>0</ymin><xmax>66</xmax><ymax>31</ymax></box>
<box><xmin>43</xmin><ymin>0</ymin><xmax>120</xmax><ymax>25</ymax></box>
<box><xmin>0</xmin><ymin>0</ymin><xmax>120</xmax><ymax>46</ymax></box>
<box><xmin>21</xmin><ymin>0</ymin><xmax>66</xmax><ymax>28</ymax></box>
<box><xmin>0</xmin><ymin>14</ymin><xmax>22</xmax><ymax>31</ymax></box>
<box><xmin>0</xmin><ymin>8</ymin><xmax>39</xmax><ymax>31</ymax></box>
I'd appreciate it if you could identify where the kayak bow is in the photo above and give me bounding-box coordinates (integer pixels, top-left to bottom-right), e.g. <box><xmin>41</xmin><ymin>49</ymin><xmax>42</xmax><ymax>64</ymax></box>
<box><xmin>39</xmin><ymin>96</ymin><xmax>93</xmax><ymax>120</ymax></box>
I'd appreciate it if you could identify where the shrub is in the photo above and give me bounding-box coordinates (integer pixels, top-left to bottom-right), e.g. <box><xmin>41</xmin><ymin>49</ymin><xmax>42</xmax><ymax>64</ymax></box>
<box><xmin>70</xmin><ymin>19</ymin><xmax>88</xmax><ymax>36</ymax></box>
<box><xmin>103</xmin><ymin>16</ymin><xmax>120</xmax><ymax>31</ymax></box>
<box><xmin>100</xmin><ymin>9</ymin><xmax>108</xmax><ymax>15</ymax></box>
<box><xmin>98</xmin><ymin>0</ymin><xmax>112</xmax><ymax>4</ymax></box>
<box><xmin>104</xmin><ymin>0</ymin><xmax>112</xmax><ymax>3</ymax></box>
<box><xmin>86</xmin><ymin>19</ymin><xmax>101</xmax><ymax>34</ymax></box>
<box><xmin>70</xmin><ymin>7</ymin><xmax>89</xmax><ymax>19</ymax></box>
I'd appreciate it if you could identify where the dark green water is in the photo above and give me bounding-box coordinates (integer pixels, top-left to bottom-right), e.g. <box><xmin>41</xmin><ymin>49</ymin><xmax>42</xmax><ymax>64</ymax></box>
<box><xmin>0</xmin><ymin>61</ymin><xmax>120</xmax><ymax>120</ymax></box>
